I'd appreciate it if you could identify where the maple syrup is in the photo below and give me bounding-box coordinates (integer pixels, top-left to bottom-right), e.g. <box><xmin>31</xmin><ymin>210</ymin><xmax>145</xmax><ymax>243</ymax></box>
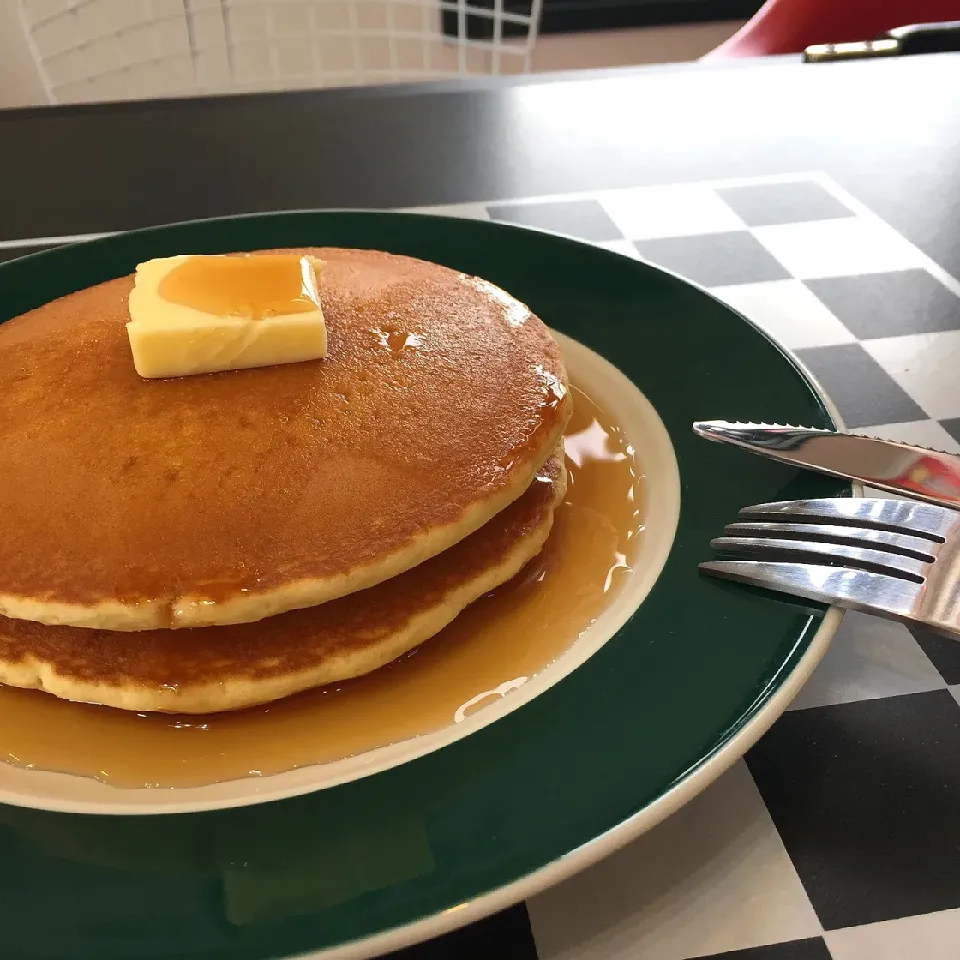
<box><xmin>0</xmin><ymin>383</ymin><xmax>645</xmax><ymax>788</ymax></box>
<box><xmin>158</xmin><ymin>254</ymin><xmax>321</xmax><ymax>319</ymax></box>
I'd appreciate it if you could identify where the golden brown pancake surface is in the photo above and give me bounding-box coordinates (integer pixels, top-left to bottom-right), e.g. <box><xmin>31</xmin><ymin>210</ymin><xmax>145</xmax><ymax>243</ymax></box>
<box><xmin>0</xmin><ymin>454</ymin><xmax>565</xmax><ymax>713</ymax></box>
<box><xmin>0</xmin><ymin>248</ymin><xmax>570</xmax><ymax>630</ymax></box>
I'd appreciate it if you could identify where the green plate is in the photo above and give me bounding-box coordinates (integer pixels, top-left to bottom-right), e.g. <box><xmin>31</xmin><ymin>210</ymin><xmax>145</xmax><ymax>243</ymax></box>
<box><xmin>0</xmin><ymin>211</ymin><xmax>846</xmax><ymax>958</ymax></box>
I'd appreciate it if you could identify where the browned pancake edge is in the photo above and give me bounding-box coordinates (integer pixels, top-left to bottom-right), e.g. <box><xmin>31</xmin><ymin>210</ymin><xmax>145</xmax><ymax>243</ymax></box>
<box><xmin>0</xmin><ymin>453</ymin><xmax>566</xmax><ymax>713</ymax></box>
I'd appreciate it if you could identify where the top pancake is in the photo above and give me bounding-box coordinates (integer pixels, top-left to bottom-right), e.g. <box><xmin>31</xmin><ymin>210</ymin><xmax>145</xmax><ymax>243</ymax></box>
<box><xmin>0</xmin><ymin>247</ymin><xmax>570</xmax><ymax>631</ymax></box>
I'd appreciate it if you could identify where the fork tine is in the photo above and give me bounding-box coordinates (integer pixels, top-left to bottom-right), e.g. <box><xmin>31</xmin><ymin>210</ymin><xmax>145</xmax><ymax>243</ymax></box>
<box><xmin>699</xmin><ymin>560</ymin><xmax>922</xmax><ymax>619</ymax></box>
<box><xmin>724</xmin><ymin>522</ymin><xmax>938</xmax><ymax>559</ymax></box>
<box><xmin>710</xmin><ymin>535</ymin><xmax>928</xmax><ymax>578</ymax></box>
<box><xmin>739</xmin><ymin>498</ymin><xmax>955</xmax><ymax>540</ymax></box>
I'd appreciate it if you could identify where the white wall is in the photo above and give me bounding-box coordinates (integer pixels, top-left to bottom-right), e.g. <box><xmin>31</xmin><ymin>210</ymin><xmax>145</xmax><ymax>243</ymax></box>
<box><xmin>0</xmin><ymin>2</ymin><xmax>739</xmax><ymax>109</ymax></box>
<box><xmin>0</xmin><ymin>2</ymin><xmax>47</xmax><ymax>106</ymax></box>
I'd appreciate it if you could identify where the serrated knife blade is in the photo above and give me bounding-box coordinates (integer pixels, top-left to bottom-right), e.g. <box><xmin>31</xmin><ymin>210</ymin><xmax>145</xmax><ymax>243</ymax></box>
<box><xmin>693</xmin><ymin>421</ymin><xmax>960</xmax><ymax>508</ymax></box>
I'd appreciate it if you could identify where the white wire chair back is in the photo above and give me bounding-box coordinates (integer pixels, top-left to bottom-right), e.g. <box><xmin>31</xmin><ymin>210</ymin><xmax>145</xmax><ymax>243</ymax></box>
<box><xmin>19</xmin><ymin>0</ymin><xmax>543</xmax><ymax>104</ymax></box>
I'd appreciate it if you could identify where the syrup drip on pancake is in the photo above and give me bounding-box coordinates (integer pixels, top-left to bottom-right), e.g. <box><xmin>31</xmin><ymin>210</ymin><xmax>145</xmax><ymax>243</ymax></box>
<box><xmin>0</xmin><ymin>385</ymin><xmax>643</xmax><ymax>788</ymax></box>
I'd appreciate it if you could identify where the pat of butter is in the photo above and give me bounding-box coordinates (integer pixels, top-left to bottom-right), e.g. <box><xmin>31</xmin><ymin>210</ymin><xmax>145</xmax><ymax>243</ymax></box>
<box><xmin>126</xmin><ymin>254</ymin><xmax>327</xmax><ymax>379</ymax></box>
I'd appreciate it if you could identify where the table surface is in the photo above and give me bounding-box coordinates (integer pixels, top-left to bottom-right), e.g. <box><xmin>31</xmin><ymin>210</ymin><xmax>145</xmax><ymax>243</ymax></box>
<box><xmin>3</xmin><ymin>52</ymin><xmax>960</xmax><ymax>960</ymax></box>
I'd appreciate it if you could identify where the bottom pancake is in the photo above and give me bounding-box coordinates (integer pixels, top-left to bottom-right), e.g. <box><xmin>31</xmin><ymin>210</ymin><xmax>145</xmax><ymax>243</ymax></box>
<box><xmin>0</xmin><ymin>453</ymin><xmax>566</xmax><ymax>714</ymax></box>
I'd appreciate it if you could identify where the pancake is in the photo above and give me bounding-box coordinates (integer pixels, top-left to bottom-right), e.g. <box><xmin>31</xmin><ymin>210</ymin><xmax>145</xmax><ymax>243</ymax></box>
<box><xmin>0</xmin><ymin>248</ymin><xmax>571</xmax><ymax>631</ymax></box>
<box><xmin>0</xmin><ymin>452</ymin><xmax>565</xmax><ymax>713</ymax></box>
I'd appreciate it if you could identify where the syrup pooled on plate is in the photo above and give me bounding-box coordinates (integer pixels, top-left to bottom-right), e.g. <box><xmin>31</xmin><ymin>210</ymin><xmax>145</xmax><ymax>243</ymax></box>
<box><xmin>0</xmin><ymin>384</ymin><xmax>645</xmax><ymax>788</ymax></box>
<box><xmin>158</xmin><ymin>253</ymin><xmax>321</xmax><ymax>318</ymax></box>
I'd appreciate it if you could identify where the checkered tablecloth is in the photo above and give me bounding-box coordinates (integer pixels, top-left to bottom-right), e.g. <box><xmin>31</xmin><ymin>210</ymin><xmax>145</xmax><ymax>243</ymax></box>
<box><xmin>398</xmin><ymin>173</ymin><xmax>960</xmax><ymax>960</ymax></box>
<box><xmin>4</xmin><ymin>172</ymin><xmax>958</xmax><ymax>960</ymax></box>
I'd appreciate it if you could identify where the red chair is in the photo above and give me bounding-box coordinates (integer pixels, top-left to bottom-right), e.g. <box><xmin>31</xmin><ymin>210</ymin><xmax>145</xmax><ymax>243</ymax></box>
<box><xmin>704</xmin><ymin>0</ymin><xmax>960</xmax><ymax>59</ymax></box>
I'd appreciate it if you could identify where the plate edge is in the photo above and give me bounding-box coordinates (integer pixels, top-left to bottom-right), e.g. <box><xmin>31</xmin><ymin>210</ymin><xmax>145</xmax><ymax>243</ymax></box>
<box><xmin>295</xmin><ymin>352</ymin><xmax>851</xmax><ymax>959</ymax></box>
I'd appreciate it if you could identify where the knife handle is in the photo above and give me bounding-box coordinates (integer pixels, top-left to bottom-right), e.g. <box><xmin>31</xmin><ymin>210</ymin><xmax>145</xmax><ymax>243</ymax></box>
<box><xmin>803</xmin><ymin>20</ymin><xmax>960</xmax><ymax>62</ymax></box>
<box><xmin>887</xmin><ymin>20</ymin><xmax>960</xmax><ymax>55</ymax></box>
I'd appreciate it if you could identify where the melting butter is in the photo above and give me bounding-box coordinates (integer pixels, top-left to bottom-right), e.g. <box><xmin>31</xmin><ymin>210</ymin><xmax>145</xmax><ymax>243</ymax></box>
<box><xmin>126</xmin><ymin>254</ymin><xmax>327</xmax><ymax>379</ymax></box>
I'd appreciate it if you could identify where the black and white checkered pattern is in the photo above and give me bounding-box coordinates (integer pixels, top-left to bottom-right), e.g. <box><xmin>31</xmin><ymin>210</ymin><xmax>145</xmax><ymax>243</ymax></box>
<box><xmin>401</xmin><ymin>173</ymin><xmax>960</xmax><ymax>960</ymax></box>
<box><xmin>2</xmin><ymin>173</ymin><xmax>957</xmax><ymax>960</ymax></box>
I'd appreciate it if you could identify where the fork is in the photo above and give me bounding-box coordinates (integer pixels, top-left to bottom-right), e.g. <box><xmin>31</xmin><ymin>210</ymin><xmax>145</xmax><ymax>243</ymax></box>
<box><xmin>700</xmin><ymin>498</ymin><xmax>960</xmax><ymax>639</ymax></box>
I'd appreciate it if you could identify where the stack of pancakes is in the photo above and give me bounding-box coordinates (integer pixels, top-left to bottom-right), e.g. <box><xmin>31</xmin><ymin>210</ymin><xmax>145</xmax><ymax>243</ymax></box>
<box><xmin>0</xmin><ymin>249</ymin><xmax>571</xmax><ymax>713</ymax></box>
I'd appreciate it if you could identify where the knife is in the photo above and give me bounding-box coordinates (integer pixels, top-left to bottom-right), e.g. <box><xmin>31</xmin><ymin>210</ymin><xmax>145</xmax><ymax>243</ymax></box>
<box><xmin>693</xmin><ymin>421</ymin><xmax>960</xmax><ymax>509</ymax></box>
